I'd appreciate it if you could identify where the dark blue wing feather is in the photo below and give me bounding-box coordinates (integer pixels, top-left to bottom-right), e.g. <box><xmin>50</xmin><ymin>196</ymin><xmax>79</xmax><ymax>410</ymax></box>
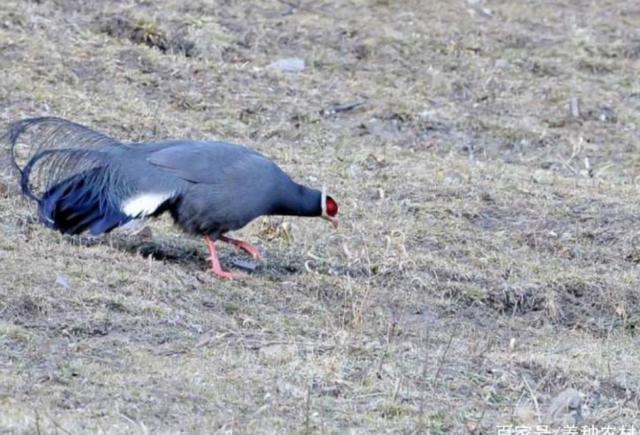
<box><xmin>39</xmin><ymin>166</ymin><xmax>131</xmax><ymax>235</ymax></box>
<box><xmin>6</xmin><ymin>118</ymin><xmax>138</xmax><ymax>235</ymax></box>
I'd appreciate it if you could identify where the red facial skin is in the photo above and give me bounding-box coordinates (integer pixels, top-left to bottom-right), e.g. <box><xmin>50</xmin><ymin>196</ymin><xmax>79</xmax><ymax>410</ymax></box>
<box><xmin>324</xmin><ymin>195</ymin><xmax>339</xmax><ymax>228</ymax></box>
<box><xmin>326</xmin><ymin>196</ymin><xmax>338</xmax><ymax>217</ymax></box>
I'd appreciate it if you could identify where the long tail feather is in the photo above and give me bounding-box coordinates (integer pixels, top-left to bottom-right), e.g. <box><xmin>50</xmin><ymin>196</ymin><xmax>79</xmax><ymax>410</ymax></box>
<box><xmin>3</xmin><ymin>117</ymin><xmax>134</xmax><ymax>235</ymax></box>
<box><xmin>39</xmin><ymin>166</ymin><xmax>131</xmax><ymax>235</ymax></box>
<box><xmin>4</xmin><ymin>118</ymin><xmax>123</xmax><ymax>199</ymax></box>
<box><xmin>6</xmin><ymin>117</ymin><xmax>123</xmax><ymax>175</ymax></box>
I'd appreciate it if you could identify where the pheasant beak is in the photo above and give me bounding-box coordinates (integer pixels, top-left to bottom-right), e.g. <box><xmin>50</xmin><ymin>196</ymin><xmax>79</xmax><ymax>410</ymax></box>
<box><xmin>324</xmin><ymin>215</ymin><xmax>339</xmax><ymax>229</ymax></box>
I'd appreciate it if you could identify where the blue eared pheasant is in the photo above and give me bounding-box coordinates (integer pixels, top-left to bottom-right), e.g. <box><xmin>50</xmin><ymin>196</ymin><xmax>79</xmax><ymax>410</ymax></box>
<box><xmin>5</xmin><ymin>117</ymin><xmax>339</xmax><ymax>279</ymax></box>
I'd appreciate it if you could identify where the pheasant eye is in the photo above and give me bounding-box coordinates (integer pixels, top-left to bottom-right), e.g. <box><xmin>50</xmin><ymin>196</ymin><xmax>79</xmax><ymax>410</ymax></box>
<box><xmin>326</xmin><ymin>196</ymin><xmax>338</xmax><ymax>217</ymax></box>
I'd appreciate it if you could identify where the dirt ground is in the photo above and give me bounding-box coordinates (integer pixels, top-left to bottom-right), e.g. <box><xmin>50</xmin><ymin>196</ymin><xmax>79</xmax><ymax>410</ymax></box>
<box><xmin>0</xmin><ymin>0</ymin><xmax>639</xmax><ymax>433</ymax></box>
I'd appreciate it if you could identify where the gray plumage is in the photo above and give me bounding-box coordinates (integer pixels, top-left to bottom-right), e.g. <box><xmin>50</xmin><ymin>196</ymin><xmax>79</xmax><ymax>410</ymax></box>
<box><xmin>4</xmin><ymin>117</ymin><xmax>337</xmax><ymax>241</ymax></box>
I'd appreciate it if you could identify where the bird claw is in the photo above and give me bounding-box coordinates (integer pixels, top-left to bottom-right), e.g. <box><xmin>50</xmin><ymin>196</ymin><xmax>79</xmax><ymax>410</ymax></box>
<box><xmin>244</xmin><ymin>248</ymin><xmax>263</xmax><ymax>262</ymax></box>
<box><xmin>220</xmin><ymin>236</ymin><xmax>263</xmax><ymax>262</ymax></box>
<box><xmin>205</xmin><ymin>256</ymin><xmax>232</xmax><ymax>279</ymax></box>
<box><xmin>204</xmin><ymin>235</ymin><xmax>239</xmax><ymax>280</ymax></box>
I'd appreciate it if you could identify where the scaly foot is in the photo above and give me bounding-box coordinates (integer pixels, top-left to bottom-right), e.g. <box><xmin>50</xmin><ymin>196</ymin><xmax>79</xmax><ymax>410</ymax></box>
<box><xmin>219</xmin><ymin>235</ymin><xmax>263</xmax><ymax>261</ymax></box>
<box><xmin>204</xmin><ymin>235</ymin><xmax>236</xmax><ymax>279</ymax></box>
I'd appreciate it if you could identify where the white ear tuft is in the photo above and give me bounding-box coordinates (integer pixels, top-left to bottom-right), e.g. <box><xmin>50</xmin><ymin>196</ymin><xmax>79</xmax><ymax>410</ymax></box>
<box><xmin>321</xmin><ymin>185</ymin><xmax>327</xmax><ymax>217</ymax></box>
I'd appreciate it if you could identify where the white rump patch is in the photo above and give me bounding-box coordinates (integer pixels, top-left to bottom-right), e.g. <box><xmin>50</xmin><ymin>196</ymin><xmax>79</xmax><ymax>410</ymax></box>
<box><xmin>122</xmin><ymin>192</ymin><xmax>173</xmax><ymax>217</ymax></box>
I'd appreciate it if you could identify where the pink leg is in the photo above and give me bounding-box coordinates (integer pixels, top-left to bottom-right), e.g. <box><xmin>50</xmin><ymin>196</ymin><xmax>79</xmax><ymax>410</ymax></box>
<box><xmin>204</xmin><ymin>235</ymin><xmax>235</xmax><ymax>280</ymax></box>
<box><xmin>219</xmin><ymin>235</ymin><xmax>263</xmax><ymax>261</ymax></box>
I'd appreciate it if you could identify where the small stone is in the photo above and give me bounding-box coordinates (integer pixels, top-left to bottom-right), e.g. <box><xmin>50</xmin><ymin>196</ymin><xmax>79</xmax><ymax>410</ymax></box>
<box><xmin>268</xmin><ymin>57</ymin><xmax>305</xmax><ymax>73</ymax></box>
<box><xmin>55</xmin><ymin>274</ymin><xmax>71</xmax><ymax>290</ymax></box>
<box><xmin>231</xmin><ymin>258</ymin><xmax>257</xmax><ymax>272</ymax></box>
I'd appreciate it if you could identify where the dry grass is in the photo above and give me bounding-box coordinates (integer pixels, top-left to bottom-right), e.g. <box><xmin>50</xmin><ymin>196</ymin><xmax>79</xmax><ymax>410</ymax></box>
<box><xmin>1</xmin><ymin>0</ymin><xmax>639</xmax><ymax>433</ymax></box>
